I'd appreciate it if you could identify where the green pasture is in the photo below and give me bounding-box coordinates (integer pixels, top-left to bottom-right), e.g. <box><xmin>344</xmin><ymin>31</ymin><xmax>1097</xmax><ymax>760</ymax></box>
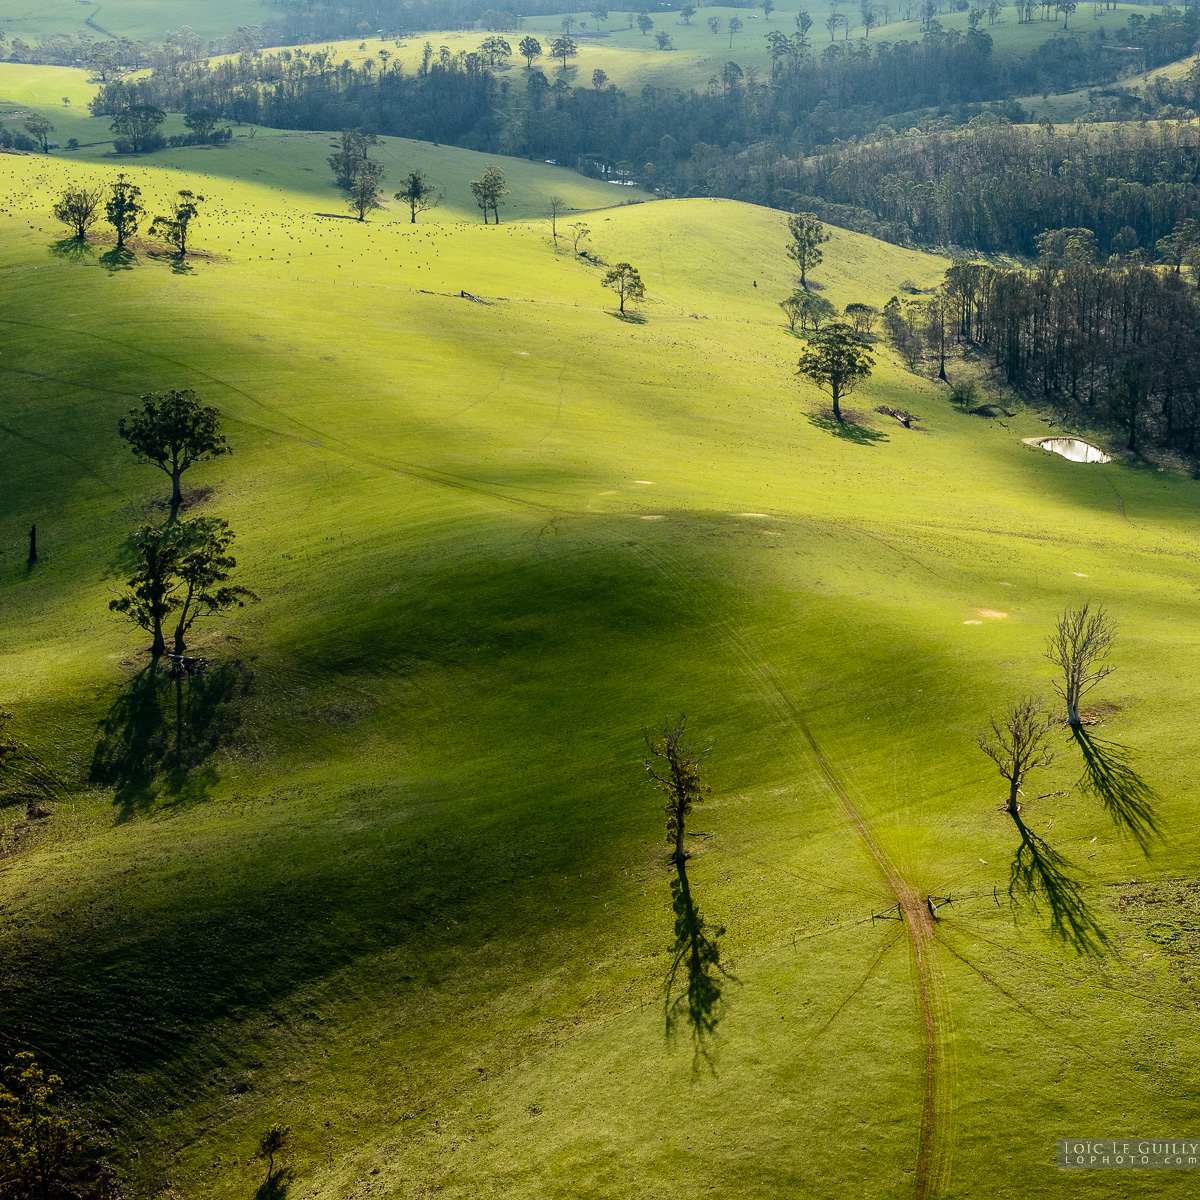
<box><xmin>2</xmin><ymin>140</ymin><xmax>1200</xmax><ymax>1200</ymax></box>
<box><xmin>0</xmin><ymin>0</ymin><xmax>284</xmax><ymax>43</ymax></box>
<box><xmin>0</xmin><ymin>65</ymin><xmax>638</xmax><ymax>213</ymax></box>
<box><xmin>1018</xmin><ymin>46</ymin><xmax>1197</xmax><ymax>121</ymax></box>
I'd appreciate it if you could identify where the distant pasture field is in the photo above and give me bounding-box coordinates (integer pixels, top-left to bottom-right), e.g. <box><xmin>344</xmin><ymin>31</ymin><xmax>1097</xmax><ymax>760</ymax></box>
<box><xmin>0</xmin><ymin>0</ymin><xmax>285</xmax><ymax>43</ymax></box>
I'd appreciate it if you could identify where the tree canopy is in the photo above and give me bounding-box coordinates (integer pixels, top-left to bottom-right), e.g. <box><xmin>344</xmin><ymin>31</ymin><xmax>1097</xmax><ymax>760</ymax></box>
<box><xmin>117</xmin><ymin>389</ymin><xmax>229</xmax><ymax>507</ymax></box>
<box><xmin>395</xmin><ymin>170</ymin><xmax>441</xmax><ymax>223</ymax></box>
<box><xmin>53</xmin><ymin>186</ymin><xmax>103</xmax><ymax>241</ymax></box>
<box><xmin>601</xmin><ymin>262</ymin><xmax>646</xmax><ymax>314</ymax></box>
<box><xmin>795</xmin><ymin>322</ymin><xmax>874</xmax><ymax>421</ymax></box>
<box><xmin>105</xmin><ymin>174</ymin><xmax>143</xmax><ymax>249</ymax></box>
<box><xmin>149</xmin><ymin>189</ymin><xmax>204</xmax><ymax>256</ymax></box>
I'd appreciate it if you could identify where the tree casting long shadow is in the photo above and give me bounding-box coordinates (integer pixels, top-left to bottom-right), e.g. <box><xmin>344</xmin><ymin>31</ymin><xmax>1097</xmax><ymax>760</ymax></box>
<box><xmin>89</xmin><ymin>657</ymin><xmax>254</xmax><ymax>816</ymax></box>
<box><xmin>1071</xmin><ymin>727</ymin><xmax>1160</xmax><ymax>853</ymax></box>
<box><xmin>99</xmin><ymin>246</ymin><xmax>137</xmax><ymax>274</ymax></box>
<box><xmin>255</xmin><ymin>1168</ymin><xmax>291</xmax><ymax>1199</ymax></box>
<box><xmin>665</xmin><ymin>861</ymin><xmax>736</xmax><ymax>1072</ymax></box>
<box><xmin>48</xmin><ymin>237</ymin><xmax>96</xmax><ymax>264</ymax></box>
<box><xmin>1007</xmin><ymin>812</ymin><xmax>1109</xmax><ymax>957</ymax></box>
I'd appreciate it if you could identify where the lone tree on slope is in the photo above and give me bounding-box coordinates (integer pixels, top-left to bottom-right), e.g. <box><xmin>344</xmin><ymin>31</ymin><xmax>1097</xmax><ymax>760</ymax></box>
<box><xmin>53</xmin><ymin>185</ymin><xmax>104</xmax><ymax>240</ymax></box>
<box><xmin>550</xmin><ymin>34</ymin><xmax>578</xmax><ymax>68</ymax></box>
<box><xmin>570</xmin><ymin>222</ymin><xmax>591</xmax><ymax>253</ymax></box>
<box><xmin>24</xmin><ymin>114</ymin><xmax>55</xmax><ymax>153</ymax></box>
<box><xmin>469</xmin><ymin>165</ymin><xmax>508</xmax><ymax>224</ymax></box>
<box><xmin>149</xmin><ymin>189</ymin><xmax>204</xmax><ymax>256</ymax></box>
<box><xmin>118</xmin><ymin>389</ymin><xmax>229</xmax><ymax>509</ymax></box>
<box><xmin>602</xmin><ymin>262</ymin><xmax>645</xmax><ymax>314</ymax></box>
<box><xmin>0</xmin><ymin>1051</ymin><xmax>102</xmax><ymax>1198</ymax></box>
<box><xmin>787</xmin><ymin>211</ymin><xmax>831</xmax><ymax>289</ymax></box>
<box><xmin>547</xmin><ymin>194</ymin><xmax>568</xmax><ymax>247</ymax></box>
<box><xmin>977</xmin><ymin>695</ymin><xmax>1057</xmax><ymax>816</ymax></box>
<box><xmin>105</xmin><ymin>174</ymin><xmax>143</xmax><ymax>249</ymax></box>
<box><xmin>1046</xmin><ymin>601</ymin><xmax>1117</xmax><ymax>727</ymax></box>
<box><xmin>255</xmin><ymin>1124</ymin><xmax>292</xmax><ymax>1183</ymax></box>
<box><xmin>795</xmin><ymin>322</ymin><xmax>874</xmax><ymax>422</ymax></box>
<box><xmin>395</xmin><ymin>170</ymin><xmax>441</xmax><ymax>223</ymax></box>
<box><xmin>348</xmin><ymin>159</ymin><xmax>386</xmax><ymax>220</ymax></box>
<box><xmin>645</xmin><ymin>717</ymin><xmax>711</xmax><ymax>865</ymax></box>
<box><xmin>518</xmin><ymin>35</ymin><xmax>543</xmax><ymax>66</ymax></box>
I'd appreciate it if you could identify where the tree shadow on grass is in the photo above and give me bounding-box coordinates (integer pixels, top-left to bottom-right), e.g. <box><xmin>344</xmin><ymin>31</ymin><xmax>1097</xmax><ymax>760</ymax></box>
<box><xmin>1008</xmin><ymin>813</ymin><xmax>1109</xmax><ymax>957</ymax></box>
<box><xmin>608</xmin><ymin>309</ymin><xmax>647</xmax><ymax>324</ymax></box>
<box><xmin>806</xmin><ymin>412</ymin><xmax>889</xmax><ymax>445</ymax></box>
<box><xmin>149</xmin><ymin>250</ymin><xmax>193</xmax><ymax>275</ymax></box>
<box><xmin>47</xmin><ymin>237</ymin><xmax>95</xmax><ymax>263</ymax></box>
<box><xmin>255</xmin><ymin>1168</ymin><xmax>291</xmax><ymax>1199</ymax></box>
<box><xmin>1071</xmin><ymin>727</ymin><xmax>1160</xmax><ymax>854</ymax></box>
<box><xmin>665</xmin><ymin>861</ymin><xmax>737</xmax><ymax>1073</ymax></box>
<box><xmin>89</xmin><ymin>658</ymin><xmax>255</xmax><ymax>819</ymax></box>
<box><xmin>99</xmin><ymin>247</ymin><xmax>137</xmax><ymax>274</ymax></box>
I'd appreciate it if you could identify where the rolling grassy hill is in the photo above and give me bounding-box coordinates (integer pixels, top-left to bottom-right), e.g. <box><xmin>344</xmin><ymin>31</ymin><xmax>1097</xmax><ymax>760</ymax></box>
<box><xmin>0</xmin><ymin>62</ymin><xmax>642</xmax><ymax>213</ymax></box>
<box><xmin>3</xmin><ymin>130</ymin><xmax>1200</xmax><ymax>1200</ymax></box>
<box><xmin>255</xmin><ymin>5</ymin><xmax>1147</xmax><ymax>98</ymax></box>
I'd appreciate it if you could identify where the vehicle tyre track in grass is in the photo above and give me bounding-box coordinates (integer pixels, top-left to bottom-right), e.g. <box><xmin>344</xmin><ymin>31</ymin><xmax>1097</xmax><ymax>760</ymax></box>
<box><xmin>758</xmin><ymin>664</ymin><xmax>949</xmax><ymax>1200</ymax></box>
<box><xmin>627</xmin><ymin>539</ymin><xmax>951</xmax><ymax>1200</ymax></box>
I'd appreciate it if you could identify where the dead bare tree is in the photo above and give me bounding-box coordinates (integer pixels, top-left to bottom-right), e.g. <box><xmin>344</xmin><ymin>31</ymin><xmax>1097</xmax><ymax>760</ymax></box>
<box><xmin>644</xmin><ymin>716</ymin><xmax>711</xmax><ymax>864</ymax></box>
<box><xmin>1045</xmin><ymin>601</ymin><xmax>1116</xmax><ymax>726</ymax></box>
<box><xmin>547</xmin><ymin>194</ymin><xmax>568</xmax><ymax>249</ymax></box>
<box><xmin>977</xmin><ymin>696</ymin><xmax>1057</xmax><ymax>815</ymax></box>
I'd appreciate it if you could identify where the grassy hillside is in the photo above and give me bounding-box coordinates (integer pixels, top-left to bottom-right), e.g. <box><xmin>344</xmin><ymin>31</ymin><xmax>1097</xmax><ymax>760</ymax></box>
<box><xmin>185</xmin><ymin>5</ymin><xmax>1147</xmax><ymax>97</ymax></box>
<box><xmin>3</xmin><ymin>137</ymin><xmax>1200</xmax><ymax>1200</ymax></box>
<box><xmin>0</xmin><ymin>63</ymin><xmax>642</xmax><ymax>215</ymax></box>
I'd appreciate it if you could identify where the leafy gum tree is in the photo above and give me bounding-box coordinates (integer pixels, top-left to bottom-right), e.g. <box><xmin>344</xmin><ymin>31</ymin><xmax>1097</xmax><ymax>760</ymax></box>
<box><xmin>348</xmin><ymin>160</ymin><xmax>386</xmax><ymax>220</ymax></box>
<box><xmin>795</xmin><ymin>322</ymin><xmax>874</xmax><ymax>421</ymax></box>
<box><xmin>395</xmin><ymin>170</ymin><xmax>441</xmax><ymax>223</ymax></box>
<box><xmin>105</xmin><ymin>173</ymin><xmax>143</xmax><ymax>249</ymax></box>
<box><xmin>118</xmin><ymin>388</ymin><xmax>229</xmax><ymax>508</ymax></box>
<box><xmin>469</xmin><ymin>165</ymin><xmax>509</xmax><ymax>224</ymax></box>
<box><xmin>170</xmin><ymin>518</ymin><xmax>258</xmax><ymax>653</ymax></box>
<box><xmin>787</xmin><ymin>211</ymin><xmax>831</xmax><ymax>289</ymax></box>
<box><xmin>53</xmin><ymin>185</ymin><xmax>104</xmax><ymax>240</ymax></box>
<box><xmin>602</xmin><ymin>262</ymin><xmax>645</xmax><ymax>313</ymax></box>
<box><xmin>149</xmin><ymin>189</ymin><xmax>204</xmax><ymax>256</ymax></box>
<box><xmin>110</xmin><ymin>523</ymin><xmax>184</xmax><ymax>656</ymax></box>
<box><xmin>518</xmin><ymin>35</ymin><xmax>542</xmax><ymax>66</ymax></box>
